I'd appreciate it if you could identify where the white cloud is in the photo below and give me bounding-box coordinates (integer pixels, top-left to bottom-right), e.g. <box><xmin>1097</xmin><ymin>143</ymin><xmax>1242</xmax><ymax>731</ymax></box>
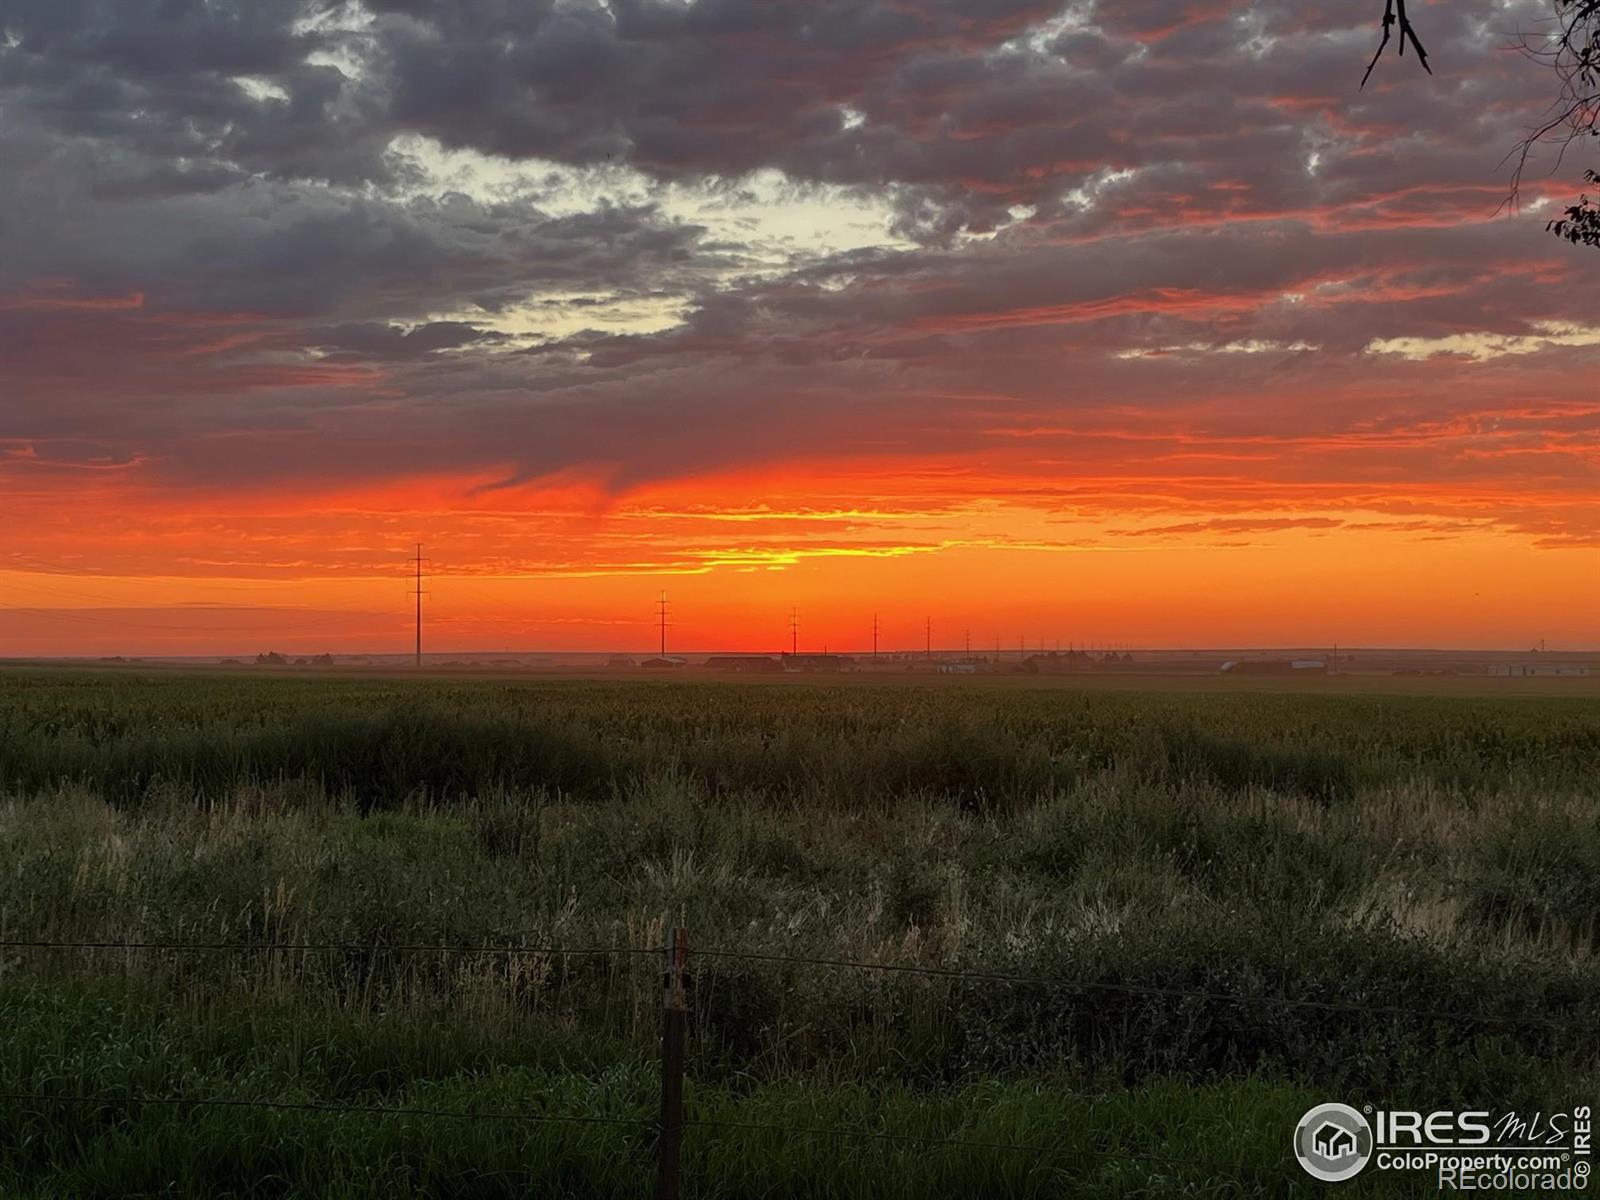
<box><xmin>1116</xmin><ymin>339</ymin><xmax>1319</xmax><ymax>359</ymax></box>
<box><xmin>233</xmin><ymin>76</ymin><xmax>291</xmax><ymax>103</ymax></box>
<box><xmin>1363</xmin><ymin>322</ymin><xmax>1600</xmax><ymax>362</ymax></box>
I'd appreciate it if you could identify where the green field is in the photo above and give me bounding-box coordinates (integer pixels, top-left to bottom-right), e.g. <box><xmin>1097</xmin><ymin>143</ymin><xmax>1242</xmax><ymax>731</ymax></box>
<box><xmin>0</xmin><ymin>669</ymin><xmax>1596</xmax><ymax>1197</ymax></box>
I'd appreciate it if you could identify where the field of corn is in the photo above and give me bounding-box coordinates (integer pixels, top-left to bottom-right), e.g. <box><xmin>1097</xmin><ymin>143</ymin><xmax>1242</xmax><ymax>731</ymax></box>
<box><xmin>0</xmin><ymin>667</ymin><xmax>1596</xmax><ymax>1197</ymax></box>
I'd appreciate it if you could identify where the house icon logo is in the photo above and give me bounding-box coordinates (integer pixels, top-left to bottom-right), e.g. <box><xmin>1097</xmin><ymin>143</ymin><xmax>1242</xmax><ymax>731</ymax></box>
<box><xmin>1315</xmin><ymin>1122</ymin><xmax>1356</xmax><ymax>1159</ymax></box>
<box><xmin>1294</xmin><ymin>1103</ymin><xmax>1373</xmax><ymax>1181</ymax></box>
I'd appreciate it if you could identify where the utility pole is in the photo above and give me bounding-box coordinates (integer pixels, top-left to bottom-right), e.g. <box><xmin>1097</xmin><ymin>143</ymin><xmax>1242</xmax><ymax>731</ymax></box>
<box><xmin>790</xmin><ymin>607</ymin><xmax>799</xmax><ymax>656</ymax></box>
<box><xmin>965</xmin><ymin>629</ymin><xmax>971</xmax><ymax>657</ymax></box>
<box><xmin>657</xmin><ymin>591</ymin><xmax>670</xmax><ymax>656</ymax></box>
<box><xmin>925</xmin><ymin>616</ymin><xmax>931</xmax><ymax>659</ymax></box>
<box><xmin>410</xmin><ymin>543</ymin><xmax>426</xmax><ymax>668</ymax></box>
<box><xmin>872</xmin><ymin>613</ymin><xmax>879</xmax><ymax>659</ymax></box>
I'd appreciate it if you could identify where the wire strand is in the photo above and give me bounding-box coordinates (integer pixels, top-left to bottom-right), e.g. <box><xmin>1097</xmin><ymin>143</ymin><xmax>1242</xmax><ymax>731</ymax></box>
<box><xmin>688</xmin><ymin>947</ymin><xmax>1592</xmax><ymax>1032</ymax></box>
<box><xmin>1</xmin><ymin>938</ymin><xmax>1590</xmax><ymax>1032</ymax></box>
<box><xmin>0</xmin><ymin>939</ymin><xmax>657</xmax><ymax>959</ymax></box>
<box><xmin>0</xmin><ymin>1091</ymin><xmax>651</xmax><ymax>1130</ymax></box>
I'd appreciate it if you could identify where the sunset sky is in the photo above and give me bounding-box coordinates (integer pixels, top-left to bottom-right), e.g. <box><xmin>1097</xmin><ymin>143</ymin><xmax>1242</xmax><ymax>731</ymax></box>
<box><xmin>3</xmin><ymin>0</ymin><xmax>1598</xmax><ymax>655</ymax></box>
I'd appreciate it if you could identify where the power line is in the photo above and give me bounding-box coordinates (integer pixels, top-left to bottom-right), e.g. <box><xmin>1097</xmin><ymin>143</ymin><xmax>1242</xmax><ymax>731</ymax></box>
<box><xmin>0</xmin><ymin>606</ymin><xmax>383</xmax><ymax>634</ymax></box>
<box><xmin>0</xmin><ymin>576</ymin><xmax>304</xmax><ymax>606</ymax></box>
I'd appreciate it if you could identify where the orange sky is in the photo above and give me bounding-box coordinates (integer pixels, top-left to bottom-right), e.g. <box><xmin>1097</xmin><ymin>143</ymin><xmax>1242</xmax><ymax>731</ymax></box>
<box><xmin>5</xmin><ymin>446</ymin><xmax>1596</xmax><ymax>655</ymax></box>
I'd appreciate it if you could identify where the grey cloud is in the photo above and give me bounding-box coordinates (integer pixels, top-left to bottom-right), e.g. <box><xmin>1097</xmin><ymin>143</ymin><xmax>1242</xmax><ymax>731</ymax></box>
<box><xmin>1</xmin><ymin>0</ymin><xmax>1593</xmax><ymax>517</ymax></box>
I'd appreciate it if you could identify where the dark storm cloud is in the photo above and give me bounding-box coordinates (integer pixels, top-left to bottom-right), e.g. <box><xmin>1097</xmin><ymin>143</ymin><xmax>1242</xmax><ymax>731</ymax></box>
<box><xmin>1</xmin><ymin>0</ymin><xmax>1595</xmax><ymax>539</ymax></box>
<box><xmin>0</xmin><ymin>129</ymin><xmax>706</xmax><ymax>319</ymax></box>
<box><xmin>0</xmin><ymin>0</ymin><xmax>394</xmax><ymax>187</ymax></box>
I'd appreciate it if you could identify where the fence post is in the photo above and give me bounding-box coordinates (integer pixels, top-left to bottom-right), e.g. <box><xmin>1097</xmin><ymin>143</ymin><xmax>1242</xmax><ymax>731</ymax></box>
<box><xmin>656</xmin><ymin>926</ymin><xmax>689</xmax><ymax>1200</ymax></box>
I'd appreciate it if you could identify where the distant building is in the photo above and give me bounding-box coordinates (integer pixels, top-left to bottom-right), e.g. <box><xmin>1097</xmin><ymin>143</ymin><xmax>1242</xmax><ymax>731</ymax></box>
<box><xmin>781</xmin><ymin>653</ymin><xmax>857</xmax><ymax>673</ymax></box>
<box><xmin>639</xmin><ymin>656</ymin><xmax>687</xmax><ymax>670</ymax></box>
<box><xmin>705</xmin><ymin>655</ymin><xmax>783</xmax><ymax>673</ymax></box>
<box><xmin>606</xmin><ymin>656</ymin><xmax>638</xmax><ymax>668</ymax></box>
<box><xmin>1488</xmin><ymin>663</ymin><xmax>1591</xmax><ymax>677</ymax></box>
<box><xmin>1221</xmin><ymin>659</ymin><xmax>1327</xmax><ymax>674</ymax></box>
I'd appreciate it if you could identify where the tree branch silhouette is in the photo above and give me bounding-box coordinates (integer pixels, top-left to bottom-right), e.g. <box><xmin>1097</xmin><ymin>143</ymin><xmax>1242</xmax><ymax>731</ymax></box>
<box><xmin>1362</xmin><ymin>0</ymin><xmax>1432</xmax><ymax>89</ymax></box>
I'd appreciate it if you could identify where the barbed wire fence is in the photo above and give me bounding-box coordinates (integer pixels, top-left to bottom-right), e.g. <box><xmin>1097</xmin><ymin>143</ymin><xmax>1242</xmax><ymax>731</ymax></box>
<box><xmin>1</xmin><ymin>931</ymin><xmax>1594</xmax><ymax>1197</ymax></box>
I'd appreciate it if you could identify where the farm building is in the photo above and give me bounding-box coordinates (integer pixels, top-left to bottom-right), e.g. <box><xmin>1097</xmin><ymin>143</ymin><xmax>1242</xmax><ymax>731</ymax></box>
<box><xmin>1220</xmin><ymin>659</ymin><xmax>1327</xmax><ymax>675</ymax></box>
<box><xmin>781</xmin><ymin>653</ymin><xmax>857</xmax><ymax>673</ymax></box>
<box><xmin>705</xmin><ymin>655</ymin><xmax>783</xmax><ymax>673</ymax></box>
<box><xmin>1487</xmin><ymin>663</ymin><xmax>1591</xmax><ymax>677</ymax></box>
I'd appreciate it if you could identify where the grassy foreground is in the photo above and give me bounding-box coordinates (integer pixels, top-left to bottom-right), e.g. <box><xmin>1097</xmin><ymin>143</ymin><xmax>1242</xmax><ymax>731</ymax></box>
<box><xmin>0</xmin><ymin>669</ymin><xmax>1596</xmax><ymax>1196</ymax></box>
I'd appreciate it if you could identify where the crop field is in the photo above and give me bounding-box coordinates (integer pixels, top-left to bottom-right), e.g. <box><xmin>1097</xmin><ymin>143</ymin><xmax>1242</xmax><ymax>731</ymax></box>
<box><xmin>0</xmin><ymin>668</ymin><xmax>1596</xmax><ymax>1197</ymax></box>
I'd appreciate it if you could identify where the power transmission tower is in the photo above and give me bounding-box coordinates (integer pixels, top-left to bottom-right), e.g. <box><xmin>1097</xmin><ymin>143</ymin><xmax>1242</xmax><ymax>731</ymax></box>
<box><xmin>409</xmin><ymin>543</ymin><xmax>428</xmax><ymax>668</ymax></box>
<box><xmin>657</xmin><ymin>592</ymin><xmax>670</xmax><ymax>656</ymax></box>
<box><xmin>790</xmin><ymin>607</ymin><xmax>799</xmax><ymax>656</ymax></box>
<box><xmin>964</xmin><ymin>629</ymin><xmax>971</xmax><ymax>657</ymax></box>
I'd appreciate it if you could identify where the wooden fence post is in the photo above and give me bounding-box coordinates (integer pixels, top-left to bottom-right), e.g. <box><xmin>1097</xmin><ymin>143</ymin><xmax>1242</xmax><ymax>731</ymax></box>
<box><xmin>656</xmin><ymin>926</ymin><xmax>689</xmax><ymax>1200</ymax></box>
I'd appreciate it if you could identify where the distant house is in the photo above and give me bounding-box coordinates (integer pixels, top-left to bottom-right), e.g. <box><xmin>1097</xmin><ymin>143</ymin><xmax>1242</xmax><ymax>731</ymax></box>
<box><xmin>781</xmin><ymin>653</ymin><xmax>857</xmax><ymax>673</ymax></box>
<box><xmin>606</xmin><ymin>656</ymin><xmax>638</xmax><ymax>668</ymax></box>
<box><xmin>1314</xmin><ymin>1122</ymin><xmax>1356</xmax><ymax>1160</ymax></box>
<box><xmin>1221</xmin><ymin>659</ymin><xmax>1326</xmax><ymax>674</ymax></box>
<box><xmin>705</xmin><ymin>655</ymin><xmax>783</xmax><ymax>673</ymax></box>
<box><xmin>639</xmin><ymin>656</ymin><xmax>687</xmax><ymax>670</ymax></box>
<box><xmin>1488</xmin><ymin>663</ymin><xmax>1591</xmax><ymax>677</ymax></box>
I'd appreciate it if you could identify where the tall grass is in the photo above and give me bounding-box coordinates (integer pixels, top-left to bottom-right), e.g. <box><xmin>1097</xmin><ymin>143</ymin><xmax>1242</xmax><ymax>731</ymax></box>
<box><xmin>0</xmin><ymin>670</ymin><xmax>1596</xmax><ymax>1196</ymax></box>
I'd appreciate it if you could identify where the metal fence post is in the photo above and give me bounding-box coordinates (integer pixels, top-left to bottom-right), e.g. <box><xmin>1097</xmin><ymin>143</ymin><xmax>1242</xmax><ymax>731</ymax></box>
<box><xmin>656</xmin><ymin>926</ymin><xmax>689</xmax><ymax>1200</ymax></box>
